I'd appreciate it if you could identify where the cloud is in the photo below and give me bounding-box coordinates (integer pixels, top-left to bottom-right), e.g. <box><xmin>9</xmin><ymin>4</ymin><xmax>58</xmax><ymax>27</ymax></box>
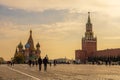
<box><xmin>0</xmin><ymin>0</ymin><xmax>87</xmax><ymax>11</ymax></box>
<box><xmin>103</xmin><ymin>37</ymin><xmax>120</xmax><ymax>40</ymax></box>
<box><xmin>0</xmin><ymin>20</ymin><xmax>84</xmax><ymax>60</ymax></box>
<box><xmin>0</xmin><ymin>5</ymin><xmax>83</xmax><ymax>25</ymax></box>
<box><xmin>0</xmin><ymin>0</ymin><xmax>114</xmax><ymax>12</ymax></box>
<box><xmin>0</xmin><ymin>0</ymin><xmax>120</xmax><ymax>18</ymax></box>
<box><xmin>0</xmin><ymin>21</ymin><xmax>83</xmax><ymax>39</ymax></box>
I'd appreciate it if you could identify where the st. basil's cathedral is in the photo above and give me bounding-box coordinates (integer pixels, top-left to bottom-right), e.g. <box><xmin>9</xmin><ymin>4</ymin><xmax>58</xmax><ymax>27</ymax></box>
<box><xmin>14</xmin><ymin>30</ymin><xmax>41</xmax><ymax>63</ymax></box>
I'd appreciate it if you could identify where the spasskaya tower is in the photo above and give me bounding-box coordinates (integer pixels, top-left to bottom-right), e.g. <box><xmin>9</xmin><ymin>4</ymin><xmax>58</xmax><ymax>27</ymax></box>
<box><xmin>82</xmin><ymin>12</ymin><xmax>97</xmax><ymax>59</ymax></box>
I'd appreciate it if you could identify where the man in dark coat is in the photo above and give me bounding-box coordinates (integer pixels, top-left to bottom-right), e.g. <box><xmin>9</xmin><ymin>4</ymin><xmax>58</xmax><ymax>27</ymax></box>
<box><xmin>53</xmin><ymin>60</ymin><xmax>57</xmax><ymax>66</ymax></box>
<box><xmin>28</xmin><ymin>60</ymin><xmax>32</xmax><ymax>67</ymax></box>
<box><xmin>43</xmin><ymin>56</ymin><xmax>48</xmax><ymax>71</ymax></box>
<box><xmin>38</xmin><ymin>57</ymin><xmax>42</xmax><ymax>71</ymax></box>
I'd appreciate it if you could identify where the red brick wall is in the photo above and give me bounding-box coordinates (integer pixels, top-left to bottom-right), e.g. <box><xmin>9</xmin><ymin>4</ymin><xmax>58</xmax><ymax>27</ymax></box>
<box><xmin>82</xmin><ymin>40</ymin><xmax>96</xmax><ymax>57</ymax></box>
<box><xmin>94</xmin><ymin>49</ymin><xmax>120</xmax><ymax>57</ymax></box>
<box><xmin>75</xmin><ymin>50</ymin><xmax>86</xmax><ymax>62</ymax></box>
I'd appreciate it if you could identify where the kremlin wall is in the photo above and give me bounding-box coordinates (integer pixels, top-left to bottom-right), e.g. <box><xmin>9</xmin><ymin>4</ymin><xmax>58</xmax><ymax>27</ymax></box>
<box><xmin>75</xmin><ymin>12</ymin><xmax>120</xmax><ymax>63</ymax></box>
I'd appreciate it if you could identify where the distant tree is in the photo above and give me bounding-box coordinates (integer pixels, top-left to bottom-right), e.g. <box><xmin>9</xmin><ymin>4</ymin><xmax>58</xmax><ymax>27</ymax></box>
<box><xmin>14</xmin><ymin>53</ymin><xmax>25</xmax><ymax>64</ymax></box>
<box><xmin>0</xmin><ymin>57</ymin><xmax>4</xmax><ymax>64</ymax></box>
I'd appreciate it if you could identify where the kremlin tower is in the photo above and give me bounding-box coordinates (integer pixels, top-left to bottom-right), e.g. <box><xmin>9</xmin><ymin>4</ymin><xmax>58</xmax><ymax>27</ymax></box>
<box><xmin>82</xmin><ymin>12</ymin><xmax>97</xmax><ymax>59</ymax></box>
<box><xmin>75</xmin><ymin>12</ymin><xmax>97</xmax><ymax>63</ymax></box>
<box><xmin>75</xmin><ymin>12</ymin><xmax>120</xmax><ymax>63</ymax></box>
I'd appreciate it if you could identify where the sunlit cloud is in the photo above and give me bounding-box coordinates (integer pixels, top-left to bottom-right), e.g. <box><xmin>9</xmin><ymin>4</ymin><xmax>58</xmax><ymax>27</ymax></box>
<box><xmin>103</xmin><ymin>37</ymin><xmax>120</xmax><ymax>40</ymax></box>
<box><xmin>0</xmin><ymin>20</ymin><xmax>83</xmax><ymax>60</ymax></box>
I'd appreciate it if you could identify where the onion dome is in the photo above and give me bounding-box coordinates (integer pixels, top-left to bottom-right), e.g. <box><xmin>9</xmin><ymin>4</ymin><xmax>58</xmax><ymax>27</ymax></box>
<box><xmin>25</xmin><ymin>43</ymin><xmax>30</xmax><ymax>48</ymax></box>
<box><xmin>18</xmin><ymin>42</ymin><xmax>23</xmax><ymax>48</ymax></box>
<box><xmin>36</xmin><ymin>42</ymin><xmax>40</xmax><ymax>48</ymax></box>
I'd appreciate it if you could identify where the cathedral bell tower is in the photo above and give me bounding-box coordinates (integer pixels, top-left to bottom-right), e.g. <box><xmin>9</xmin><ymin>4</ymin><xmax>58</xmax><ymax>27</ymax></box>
<box><xmin>27</xmin><ymin>30</ymin><xmax>35</xmax><ymax>51</ymax></box>
<box><xmin>82</xmin><ymin>12</ymin><xmax>97</xmax><ymax>59</ymax></box>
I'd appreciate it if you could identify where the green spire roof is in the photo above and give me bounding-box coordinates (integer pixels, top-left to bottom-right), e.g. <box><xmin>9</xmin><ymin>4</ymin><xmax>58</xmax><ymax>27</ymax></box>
<box><xmin>18</xmin><ymin>42</ymin><xmax>23</xmax><ymax>48</ymax></box>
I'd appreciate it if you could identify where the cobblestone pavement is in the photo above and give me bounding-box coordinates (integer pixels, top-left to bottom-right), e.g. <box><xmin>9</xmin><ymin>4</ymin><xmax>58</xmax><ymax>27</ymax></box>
<box><xmin>0</xmin><ymin>64</ymin><xmax>120</xmax><ymax>80</ymax></box>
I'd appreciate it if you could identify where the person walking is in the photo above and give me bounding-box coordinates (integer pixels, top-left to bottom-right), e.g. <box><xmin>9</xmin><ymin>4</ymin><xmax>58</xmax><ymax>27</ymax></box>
<box><xmin>53</xmin><ymin>60</ymin><xmax>57</xmax><ymax>66</ymax></box>
<box><xmin>32</xmin><ymin>60</ymin><xmax>35</xmax><ymax>67</ymax></box>
<box><xmin>28</xmin><ymin>60</ymin><xmax>32</xmax><ymax>67</ymax></box>
<box><xmin>10</xmin><ymin>61</ymin><xmax>12</xmax><ymax>66</ymax></box>
<box><xmin>35</xmin><ymin>60</ymin><xmax>38</xmax><ymax>67</ymax></box>
<box><xmin>43</xmin><ymin>56</ymin><xmax>48</xmax><ymax>71</ymax></box>
<box><xmin>49</xmin><ymin>62</ymin><xmax>52</xmax><ymax>67</ymax></box>
<box><xmin>38</xmin><ymin>56</ymin><xmax>42</xmax><ymax>71</ymax></box>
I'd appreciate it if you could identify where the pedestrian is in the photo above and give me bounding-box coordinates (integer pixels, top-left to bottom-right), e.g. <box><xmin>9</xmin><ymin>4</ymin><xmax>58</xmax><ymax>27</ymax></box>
<box><xmin>43</xmin><ymin>56</ymin><xmax>48</xmax><ymax>71</ymax></box>
<box><xmin>28</xmin><ymin>60</ymin><xmax>32</xmax><ymax>67</ymax></box>
<box><xmin>38</xmin><ymin>57</ymin><xmax>42</xmax><ymax>71</ymax></box>
<box><xmin>35</xmin><ymin>60</ymin><xmax>38</xmax><ymax>67</ymax></box>
<box><xmin>12</xmin><ymin>61</ymin><xmax>14</xmax><ymax>66</ymax></box>
<box><xmin>53</xmin><ymin>60</ymin><xmax>57</xmax><ymax>66</ymax></box>
<box><xmin>11</xmin><ymin>61</ymin><xmax>13</xmax><ymax>66</ymax></box>
<box><xmin>32</xmin><ymin>60</ymin><xmax>35</xmax><ymax>67</ymax></box>
<box><xmin>49</xmin><ymin>62</ymin><xmax>52</xmax><ymax>67</ymax></box>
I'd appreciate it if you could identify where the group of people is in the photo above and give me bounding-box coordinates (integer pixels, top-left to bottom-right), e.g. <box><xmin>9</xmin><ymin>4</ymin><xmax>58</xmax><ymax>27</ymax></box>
<box><xmin>28</xmin><ymin>56</ymin><xmax>49</xmax><ymax>71</ymax></box>
<box><xmin>7</xmin><ymin>61</ymin><xmax>14</xmax><ymax>66</ymax></box>
<box><xmin>38</xmin><ymin>56</ymin><xmax>48</xmax><ymax>71</ymax></box>
<box><xmin>6</xmin><ymin>55</ymin><xmax>57</xmax><ymax>72</ymax></box>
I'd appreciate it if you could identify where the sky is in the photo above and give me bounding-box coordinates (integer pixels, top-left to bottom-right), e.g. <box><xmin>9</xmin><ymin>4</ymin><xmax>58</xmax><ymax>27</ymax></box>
<box><xmin>1</xmin><ymin>0</ymin><xmax>120</xmax><ymax>60</ymax></box>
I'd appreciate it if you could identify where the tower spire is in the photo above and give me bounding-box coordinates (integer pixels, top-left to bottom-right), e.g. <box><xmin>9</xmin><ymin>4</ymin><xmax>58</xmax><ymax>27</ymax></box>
<box><xmin>85</xmin><ymin>12</ymin><xmax>94</xmax><ymax>39</ymax></box>
<box><xmin>30</xmin><ymin>29</ymin><xmax>32</xmax><ymax>36</ymax></box>
<box><xmin>27</xmin><ymin>29</ymin><xmax>35</xmax><ymax>50</ymax></box>
<box><xmin>88</xmin><ymin>12</ymin><xmax>91</xmax><ymax>23</ymax></box>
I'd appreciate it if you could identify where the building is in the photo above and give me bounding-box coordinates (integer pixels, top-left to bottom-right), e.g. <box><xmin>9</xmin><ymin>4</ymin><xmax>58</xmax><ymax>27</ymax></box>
<box><xmin>49</xmin><ymin>57</ymin><xmax>73</xmax><ymax>64</ymax></box>
<box><xmin>14</xmin><ymin>30</ymin><xmax>41</xmax><ymax>63</ymax></box>
<box><xmin>75</xmin><ymin>12</ymin><xmax>120</xmax><ymax>63</ymax></box>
